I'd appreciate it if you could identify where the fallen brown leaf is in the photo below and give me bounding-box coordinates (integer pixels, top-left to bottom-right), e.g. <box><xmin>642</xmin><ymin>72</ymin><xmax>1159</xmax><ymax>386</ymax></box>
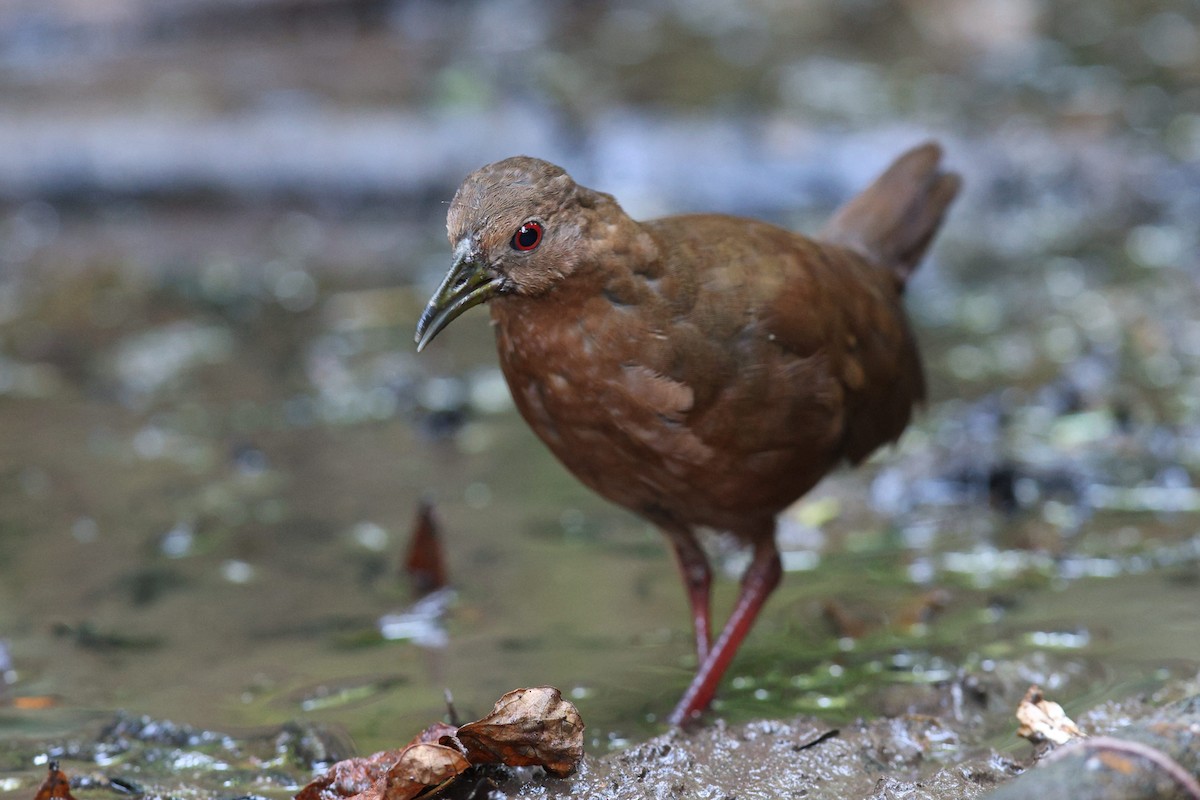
<box><xmin>822</xmin><ymin>599</ymin><xmax>872</xmax><ymax>639</ymax></box>
<box><xmin>297</xmin><ymin>686</ymin><xmax>585</xmax><ymax>800</ymax></box>
<box><xmin>295</xmin><ymin>748</ymin><xmax>399</xmax><ymax>800</ymax></box>
<box><xmin>296</xmin><ymin>742</ymin><xmax>469</xmax><ymax>800</ymax></box>
<box><xmin>33</xmin><ymin>761</ymin><xmax>76</xmax><ymax>800</ymax></box>
<box><xmin>1016</xmin><ymin>684</ymin><xmax>1085</xmax><ymax>746</ymax></box>
<box><xmin>404</xmin><ymin>499</ymin><xmax>448</xmax><ymax>598</ymax></box>
<box><xmin>447</xmin><ymin>686</ymin><xmax>584</xmax><ymax>778</ymax></box>
<box><xmin>383</xmin><ymin>743</ymin><xmax>470</xmax><ymax>800</ymax></box>
<box><xmin>892</xmin><ymin>588</ymin><xmax>951</xmax><ymax>629</ymax></box>
<box><xmin>824</xmin><ymin>589</ymin><xmax>950</xmax><ymax>639</ymax></box>
<box><xmin>11</xmin><ymin>695</ymin><xmax>60</xmax><ymax>710</ymax></box>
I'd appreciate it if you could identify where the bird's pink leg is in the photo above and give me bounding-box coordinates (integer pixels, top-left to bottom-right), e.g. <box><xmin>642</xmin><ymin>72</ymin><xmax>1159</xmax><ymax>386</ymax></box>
<box><xmin>668</xmin><ymin>534</ymin><xmax>712</xmax><ymax>663</ymax></box>
<box><xmin>668</xmin><ymin>539</ymin><xmax>782</xmax><ymax>725</ymax></box>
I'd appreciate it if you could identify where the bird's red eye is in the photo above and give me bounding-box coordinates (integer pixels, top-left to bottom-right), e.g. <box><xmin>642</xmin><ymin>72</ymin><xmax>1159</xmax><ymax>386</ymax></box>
<box><xmin>511</xmin><ymin>221</ymin><xmax>543</xmax><ymax>251</ymax></box>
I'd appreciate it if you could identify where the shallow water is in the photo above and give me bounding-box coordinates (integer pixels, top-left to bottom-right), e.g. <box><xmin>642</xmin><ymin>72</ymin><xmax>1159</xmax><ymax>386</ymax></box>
<box><xmin>1</xmin><ymin>0</ymin><xmax>1199</xmax><ymax>775</ymax></box>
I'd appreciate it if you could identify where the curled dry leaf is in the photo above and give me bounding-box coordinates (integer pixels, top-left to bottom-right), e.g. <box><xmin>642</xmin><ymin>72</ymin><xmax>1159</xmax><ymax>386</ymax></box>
<box><xmin>893</xmin><ymin>588</ymin><xmax>951</xmax><ymax>629</ymax></box>
<box><xmin>1016</xmin><ymin>684</ymin><xmax>1085</xmax><ymax>746</ymax></box>
<box><xmin>384</xmin><ymin>743</ymin><xmax>470</xmax><ymax>800</ymax></box>
<box><xmin>296</xmin><ymin>742</ymin><xmax>469</xmax><ymax>800</ymax></box>
<box><xmin>448</xmin><ymin>686</ymin><xmax>584</xmax><ymax>778</ymax></box>
<box><xmin>822</xmin><ymin>599</ymin><xmax>872</xmax><ymax>639</ymax></box>
<box><xmin>296</xmin><ymin>686</ymin><xmax>584</xmax><ymax>800</ymax></box>
<box><xmin>403</xmin><ymin>499</ymin><xmax>448</xmax><ymax>598</ymax></box>
<box><xmin>823</xmin><ymin>589</ymin><xmax>950</xmax><ymax>640</ymax></box>
<box><xmin>33</xmin><ymin>761</ymin><xmax>76</xmax><ymax>800</ymax></box>
<box><xmin>295</xmin><ymin>748</ymin><xmax>398</xmax><ymax>800</ymax></box>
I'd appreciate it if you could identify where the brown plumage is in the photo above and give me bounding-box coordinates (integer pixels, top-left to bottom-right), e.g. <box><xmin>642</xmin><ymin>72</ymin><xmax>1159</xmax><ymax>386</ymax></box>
<box><xmin>415</xmin><ymin>142</ymin><xmax>960</xmax><ymax>724</ymax></box>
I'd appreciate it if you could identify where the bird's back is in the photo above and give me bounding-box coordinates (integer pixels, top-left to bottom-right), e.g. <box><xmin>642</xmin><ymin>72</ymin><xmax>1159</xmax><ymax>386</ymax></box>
<box><xmin>640</xmin><ymin>213</ymin><xmax>925</xmax><ymax>461</ymax></box>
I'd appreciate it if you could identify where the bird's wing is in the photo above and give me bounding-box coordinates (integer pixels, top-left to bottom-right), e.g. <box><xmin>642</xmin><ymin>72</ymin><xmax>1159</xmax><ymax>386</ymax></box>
<box><xmin>757</xmin><ymin>240</ymin><xmax>924</xmax><ymax>463</ymax></box>
<box><xmin>627</xmin><ymin>216</ymin><xmax>921</xmax><ymax>467</ymax></box>
<box><xmin>614</xmin><ymin>217</ymin><xmax>845</xmax><ymax>463</ymax></box>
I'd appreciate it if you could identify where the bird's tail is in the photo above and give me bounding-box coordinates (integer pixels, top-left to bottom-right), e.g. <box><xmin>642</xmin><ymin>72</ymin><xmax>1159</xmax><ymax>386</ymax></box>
<box><xmin>819</xmin><ymin>141</ymin><xmax>961</xmax><ymax>286</ymax></box>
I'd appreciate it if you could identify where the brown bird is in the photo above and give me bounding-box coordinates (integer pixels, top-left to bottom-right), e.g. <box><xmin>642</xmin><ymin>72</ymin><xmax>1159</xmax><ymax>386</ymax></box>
<box><xmin>415</xmin><ymin>142</ymin><xmax>960</xmax><ymax>724</ymax></box>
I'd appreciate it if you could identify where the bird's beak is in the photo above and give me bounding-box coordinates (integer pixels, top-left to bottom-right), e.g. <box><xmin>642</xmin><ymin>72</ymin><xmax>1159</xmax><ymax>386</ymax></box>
<box><xmin>414</xmin><ymin>251</ymin><xmax>502</xmax><ymax>352</ymax></box>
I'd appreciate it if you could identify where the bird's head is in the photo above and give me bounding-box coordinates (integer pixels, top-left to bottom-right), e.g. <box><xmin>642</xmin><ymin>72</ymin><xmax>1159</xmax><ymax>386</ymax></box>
<box><xmin>415</xmin><ymin>156</ymin><xmax>603</xmax><ymax>352</ymax></box>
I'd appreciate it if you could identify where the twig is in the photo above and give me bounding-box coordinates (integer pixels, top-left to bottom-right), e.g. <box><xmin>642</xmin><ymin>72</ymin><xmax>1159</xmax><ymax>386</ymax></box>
<box><xmin>1041</xmin><ymin>735</ymin><xmax>1200</xmax><ymax>800</ymax></box>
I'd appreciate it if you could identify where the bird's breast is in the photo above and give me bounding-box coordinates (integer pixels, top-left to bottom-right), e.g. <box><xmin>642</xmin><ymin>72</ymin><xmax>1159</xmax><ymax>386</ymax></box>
<box><xmin>487</xmin><ymin>290</ymin><xmax>712</xmax><ymax>509</ymax></box>
<box><xmin>490</xmin><ymin>292</ymin><xmax>629</xmax><ymax>436</ymax></box>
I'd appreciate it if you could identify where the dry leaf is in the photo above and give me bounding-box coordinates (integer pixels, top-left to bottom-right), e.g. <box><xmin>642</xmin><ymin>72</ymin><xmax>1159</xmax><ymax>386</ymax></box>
<box><xmin>383</xmin><ymin>743</ymin><xmax>470</xmax><ymax>800</ymax></box>
<box><xmin>295</xmin><ymin>748</ymin><xmax>399</xmax><ymax>800</ymax></box>
<box><xmin>296</xmin><ymin>743</ymin><xmax>469</xmax><ymax>800</ymax></box>
<box><xmin>33</xmin><ymin>761</ymin><xmax>76</xmax><ymax>800</ymax></box>
<box><xmin>1016</xmin><ymin>685</ymin><xmax>1085</xmax><ymax>745</ymax></box>
<box><xmin>404</xmin><ymin>499</ymin><xmax>448</xmax><ymax>598</ymax></box>
<box><xmin>822</xmin><ymin>599</ymin><xmax>872</xmax><ymax>639</ymax></box>
<box><xmin>448</xmin><ymin>686</ymin><xmax>584</xmax><ymax>777</ymax></box>
<box><xmin>824</xmin><ymin>589</ymin><xmax>950</xmax><ymax>639</ymax></box>
<box><xmin>892</xmin><ymin>588</ymin><xmax>951</xmax><ymax>629</ymax></box>
<box><xmin>296</xmin><ymin>686</ymin><xmax>585</xmax><ymax>800</ymax></box>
